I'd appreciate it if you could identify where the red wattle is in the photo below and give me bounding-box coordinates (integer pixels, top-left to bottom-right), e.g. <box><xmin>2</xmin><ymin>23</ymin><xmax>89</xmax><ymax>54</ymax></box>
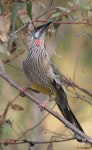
<box><xmin>34</xmin><ymin>39</ymin><xmax>41</xmax><ymax>46</ymax></box>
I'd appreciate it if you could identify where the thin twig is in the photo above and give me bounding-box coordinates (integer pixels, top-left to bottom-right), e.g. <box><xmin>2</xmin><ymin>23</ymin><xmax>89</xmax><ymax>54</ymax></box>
<box><xmin>73</xmin><ymin>54</ymin><xmax>79</xmax><ymax>83</ymax></box>
<box><xmin>61</xmin><ymin>73</ymin><xmax>92</xmax><ymax>97</ymax></box>
<box><xmin>74</xmin><ymin>93</ymin><xmax>92</xmax><ymax>105</ymax></box>
<box><xmin>0</xmin><ymin>137</ymin><xmax>74</xmax><ymax>145</ymax></box>
<box><xmin>14</xmin><ymin>9</ymin><xmax>50</xmax><ymax>34</ymax></box>
<box><xmin>50</xmin><ymin>0</ymin><xmax>54</xmax><ymax>8</ymax></box>
<box><xmin>18</xmin><ymin>104</ymin><xmax>56</xmax><ymax>139</ymax></box>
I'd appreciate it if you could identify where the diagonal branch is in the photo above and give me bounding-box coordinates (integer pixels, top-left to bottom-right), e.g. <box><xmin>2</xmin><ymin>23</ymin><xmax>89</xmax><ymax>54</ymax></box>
<box><xmin>0</xmin><ymin>70</ymin><xmax>92</xmax><ymax>145</ymax></box>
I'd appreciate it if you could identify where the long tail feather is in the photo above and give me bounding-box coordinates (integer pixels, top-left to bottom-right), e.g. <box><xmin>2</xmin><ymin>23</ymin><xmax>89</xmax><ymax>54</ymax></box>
<box><xmin>53</xmin><ymin>79</ymin><xmax>84</xmax><ymax>142</ymax></box>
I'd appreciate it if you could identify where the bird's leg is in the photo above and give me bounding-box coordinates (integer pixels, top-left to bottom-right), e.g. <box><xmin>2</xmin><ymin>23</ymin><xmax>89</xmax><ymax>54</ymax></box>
<box><xmin>39</xmin><ymin>99</ymin><xmax>49</xmax><ymax>111</ymax></box>
<box><xmin>19</xmin><ymin>86</ymin><xmax>28</xmax><ymax>97</ymax></box>
<box><xmin>39</xmin><ymin>96</ymin><xmax>52</xmax><ymax>111</ymax></box>
<box><xmin>19</xmin><ymin>86</ymin><xmax>39</xmax><ymax>97</ymax></box>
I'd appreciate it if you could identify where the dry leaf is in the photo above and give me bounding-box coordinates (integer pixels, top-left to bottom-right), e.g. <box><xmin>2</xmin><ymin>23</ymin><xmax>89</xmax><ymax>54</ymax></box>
<box><xmin>0</xmin><ymin>15</ymin><xmax>11</xmax><ymax>42</ymax></box>
<box><xmin>11</xmin><ymin>104</ymin><xmax>24</xmax><ymax>111</ymax></box>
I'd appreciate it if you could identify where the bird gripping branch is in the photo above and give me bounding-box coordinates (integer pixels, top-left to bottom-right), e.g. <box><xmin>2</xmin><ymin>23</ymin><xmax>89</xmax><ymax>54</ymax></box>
<box><xmin>22</xmin><ymin>21</ymin><xmax>84</xmax><ymax>142</ymax></box>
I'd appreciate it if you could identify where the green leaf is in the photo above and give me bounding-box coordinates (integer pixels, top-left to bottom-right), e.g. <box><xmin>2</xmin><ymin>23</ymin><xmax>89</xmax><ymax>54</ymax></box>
<box><xmin>16</xmin><ymin>16</ymin><xmax>24</xmax><ymax>28</ymax></box>
<box><xmin>10</xmin><ymin>2</ymin><xmax>25</xmax><ymax>29</ymax></box>
<box><xmin>51</xmin><ymin>13</ymin><xmax>62</xmax><ymax>35</ymax></box>
<box><xmin>51</xmin><ymin>12</ymin><xmax>60</xmax><ymax>18</ymax></box>
<box><xmin>0</xmin><ymin>2</ymin><xmax>6</xmax><ymax>14</ymax></box>
<box><xmin>26</xmin><ymin>2</ymin><xmax>32</xmax><ymax>20</ymax></box>
<box><xmin>56</xmin><ymin>6</ymin><xmax>70</xmax><ymax>13</ymax></box>
<box><xmin>38</xmin><ymin>2</ymin><xmax>46</xmax><ymax>8</ymax></box>
<box><xmin>78</xmin><ymin>0</ymin><xmax>90</xmax><ymax>10</ymax></box>
<box><xmin>53</xmin><ymin>22</ymin><xmax>61</xmax><ymax>35</ymax></box>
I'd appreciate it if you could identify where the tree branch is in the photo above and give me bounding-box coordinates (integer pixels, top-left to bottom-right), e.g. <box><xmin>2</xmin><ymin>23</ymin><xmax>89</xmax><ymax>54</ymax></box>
<box><xmin>0</xmin><ymin>70</ymin><xmax>92</xmax><ymax>145</ymax></box>
<box><xmin>0</xmin><ymin>137</ymin><xmax>74</xmax><ymax>146</ymax></box>
<box><xmin>61</xmin><ymin>73</ymin><xmax>92</xmax><ymax>97</ymax></box>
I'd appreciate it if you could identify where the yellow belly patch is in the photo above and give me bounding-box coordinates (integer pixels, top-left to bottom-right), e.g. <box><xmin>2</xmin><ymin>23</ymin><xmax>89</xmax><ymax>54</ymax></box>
<box><xmin>32</xmin><ymin>83</ymin><xmax>56</xmax><ymax>96</ymax></box>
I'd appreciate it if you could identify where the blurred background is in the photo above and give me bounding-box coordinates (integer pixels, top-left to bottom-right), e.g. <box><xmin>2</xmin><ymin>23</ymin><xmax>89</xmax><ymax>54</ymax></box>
<box><xmin>0</xmin><ymin>0</ymin><xmax>92</xmax><ymax>149</ymax></box>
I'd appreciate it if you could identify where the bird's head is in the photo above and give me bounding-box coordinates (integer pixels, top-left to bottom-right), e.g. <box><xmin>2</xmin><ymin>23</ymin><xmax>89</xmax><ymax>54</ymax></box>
<box><xmin>30</xmin><ymin>21</ymin><xmax>52</xmax><ymax>48</ymax></box>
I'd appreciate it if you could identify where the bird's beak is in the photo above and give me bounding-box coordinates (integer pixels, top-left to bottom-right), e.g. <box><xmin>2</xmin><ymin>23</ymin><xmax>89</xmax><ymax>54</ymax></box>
<box><xmin>40</xmin><ymin>21</ymin><xmax>52</xmax><ymax>33</ymax></box>
<box><xmin>35</xmin><ymin>21</ymin><xmax>52</xmax><ymax>39</ymax></box>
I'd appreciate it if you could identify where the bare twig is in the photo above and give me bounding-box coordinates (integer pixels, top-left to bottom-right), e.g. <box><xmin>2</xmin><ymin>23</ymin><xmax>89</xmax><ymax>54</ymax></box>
<box><xmin>73</xmin><ymin>53</ymin><xmax>79</xmax><ymax>83</ymax></box>
<box><xmin>50</xmin><ymin>0</ymin><xmax>54</xmax><ymax>8</ymax></box>
<box><xmin>18</xmin><ymin>104</ymin><xmax>56</xmax><ymax>139</ymax></box>
<box><xmin>61</xmin><ymin>73</ymin><xmax>92</xmax><ymax>97</ymax></box>
<box><xmin>74</xmin><ymin>93</ymin><xmax>92</xmax><ymax>105</ymax></box>
<box><xmin>14</xmin><ymin>10</ymin><xmax>50</xmax><ymax>34</ymax></box>
<box><xmin>0</xmin><ymin>137</ymin><xmax>74</xmax><ymax>145</ymax></box>
<box><xmin>3</xmin><ymin>94</ymin><xmax>20</xmax><ymax>119</ymax></box>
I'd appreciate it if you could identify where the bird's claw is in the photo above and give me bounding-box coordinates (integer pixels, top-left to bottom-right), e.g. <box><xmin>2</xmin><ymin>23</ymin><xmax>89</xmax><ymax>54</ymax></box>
<box><xmin>19</xmin><ymin>86</ymin><xmax>28</xmax><ymax>97</ymax></box>
<box><xmin>39</xmin><ymin>100</ymin><xmax>49</xmax><ymax>111</ymax></box>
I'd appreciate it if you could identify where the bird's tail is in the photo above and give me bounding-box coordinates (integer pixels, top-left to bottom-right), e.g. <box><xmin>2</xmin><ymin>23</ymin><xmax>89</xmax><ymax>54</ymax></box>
<box><xmin>57</xmin><ymin>97</ymin><xmax>84</xmax><ymax>142</ymax></box>
<box><xmin>53</xmin><ymin>80</ymin><xmax>84</xmax><ymax>142</ymax></box>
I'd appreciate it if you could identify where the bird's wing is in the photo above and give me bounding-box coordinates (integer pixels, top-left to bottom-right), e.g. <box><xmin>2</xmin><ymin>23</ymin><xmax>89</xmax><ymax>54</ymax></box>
<box><xmin>50</xmin><ymin>60</ymin><xmax>67</xmax><ymax>95</ymax></box>
<box><xmin>50</xmin><ymin>61</ymin><xmax>84</xmax><ymax>142</ymax></box>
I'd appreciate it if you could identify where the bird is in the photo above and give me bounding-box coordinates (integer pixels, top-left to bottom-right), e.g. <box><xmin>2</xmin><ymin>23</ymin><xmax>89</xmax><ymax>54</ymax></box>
<box><xmin>22</xmin><ymin>21</ymin><xmax>84</xmax><ymax>142</ymax></box>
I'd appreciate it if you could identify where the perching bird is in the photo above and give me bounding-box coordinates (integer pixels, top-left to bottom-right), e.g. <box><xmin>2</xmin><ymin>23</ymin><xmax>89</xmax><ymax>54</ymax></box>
<box><xmin>22</xmin><ymin>21</ymin><xmax>84</xmax><ymax>142</ymax></box>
